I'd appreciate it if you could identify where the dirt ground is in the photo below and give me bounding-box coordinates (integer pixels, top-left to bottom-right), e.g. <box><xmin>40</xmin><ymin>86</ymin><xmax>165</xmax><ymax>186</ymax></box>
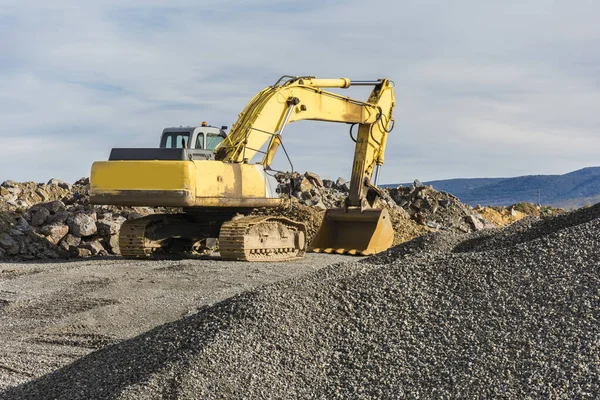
<box><xmin>0</xmin><ymin>253</ymin><xmax>353</xmax><ymax>391</ymax></box>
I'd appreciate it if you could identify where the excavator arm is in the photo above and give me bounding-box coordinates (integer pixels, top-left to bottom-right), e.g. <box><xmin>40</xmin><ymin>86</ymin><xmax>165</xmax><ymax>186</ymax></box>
<box><xmin>215</xmin><ymin>76</ymin><xmax>395</xmax><ymax>210</ymax></box>
<box><xmin>216</xmin><ymin>76</ymin><xmax>396</xmax><ymax>255</ymax></box>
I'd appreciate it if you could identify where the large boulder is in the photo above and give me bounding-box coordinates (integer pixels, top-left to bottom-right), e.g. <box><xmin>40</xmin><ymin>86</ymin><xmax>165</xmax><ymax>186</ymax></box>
<box><xmin>45</xmin><ymin>200</ymin><xmax>66</xmax><ymax>213</ymax></box>
<box><xmin>335</xmin><ymin>177</ymin><xmax>350</xmax><ymax>193</ymax></box>
<box><xmin>465</xmin><ymin>215</ymin><xmax>495</xmax><ymax>231</ymax></box>
<box><xmin>96</xmin><ymin>219</ymin><xmax>120</xmax><ymax>238</ymax></box>
<box><xmin>30</xmin><ymin>200</ymin><xmax>65</xmax><ymax>213</ymax></box>
<box><xmin>48</xmin><ymin>210</ymin><xmax>70</xmax><ymax>224</ymax></box>
<box><xmin>304</xmin><ymin>171</ymin><xmax>323</xmax><ymax>188</ymax></box>
<box><xmin>31</xmin><ymin>207</ymin><xmax>51</xmax><ymax>226</ymax></box>
<box><xmin>109</xmin><ymin>235</ymin><xmax>120</xmax><ymax>255</ymax></box>
<box><xmin>58</xmin><ymin>234</ymin><xmax>81</xmax><ymax>252</ymax></box>
<box><xmin>76</xmin><ymin>248</ymin><xmax>92</xmax><ymax>257</ymax></box>
<box><xmin>39</xmin><ymin>223</ymin><xmax>69</xmax><ymax>245</ymax></box>
<box><xmin>74</xmin><ymin>177</ymin><xmax>89</xmax><ymax>186</ymax></box>
<box><xmin>14</xmin><ymin>217</ymin><xmax>31</xmax><ymax>234</ymax></box>
<box><xmin>293</xmin><ymin>176</ymin><xmax>313</xmax><ymax>193</ymax></box>
<box><xmin>0</xmin><ymin>233</ymin><xmax>19</xmax><ymax>255</ymax></box>
<box><xmin>127</xmin><ymin>212</ymin><xmax>143</xmax><ymax>221</ymax></box>
<box><xmin>67</xmin><ymin>213</ymin><xmax>97</xmax><ymax>237</ymax></box>
<box><xmin>80</xmin><ymin>240</ymin><xmax>107</xmax><ymax>256</ymax></box>
<box><xmin>47</xmin><ymin>178</ymin><xmax>72</xmax><ymax>190</ymax></box>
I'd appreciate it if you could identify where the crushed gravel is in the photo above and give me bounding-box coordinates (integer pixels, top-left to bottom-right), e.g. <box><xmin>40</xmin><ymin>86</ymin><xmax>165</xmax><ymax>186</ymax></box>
<box><xmin>3</xmin><ymin>204</ymin><xmax>600</xmax><ymax>399</ymax></box>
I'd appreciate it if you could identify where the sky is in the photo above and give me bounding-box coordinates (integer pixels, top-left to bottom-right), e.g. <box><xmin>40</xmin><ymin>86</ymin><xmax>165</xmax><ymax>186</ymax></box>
<box><xmin>0</xmin><ymin>0</ymin><xmax>599</xmax><ymax>185</ymax></box>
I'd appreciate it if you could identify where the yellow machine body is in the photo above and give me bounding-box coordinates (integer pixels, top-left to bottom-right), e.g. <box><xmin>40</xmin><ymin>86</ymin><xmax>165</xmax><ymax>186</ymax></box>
<box><xmin>90</xmin><ymin>160</ymin><xmax>284</xmax><ymax>208</ymax></box>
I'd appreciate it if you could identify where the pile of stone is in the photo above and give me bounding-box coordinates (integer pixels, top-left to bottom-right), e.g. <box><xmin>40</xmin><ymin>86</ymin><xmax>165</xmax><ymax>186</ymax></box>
<box><xmin>276</xmin><ymin>172</ymin><xmax>494</xmax><ymax>234</ymax></box>
<box><xmin>0</xmin><ymin>199</ymin><xmax>156</xmax><ymax>260</ymax></box>
<box><xmin>386</xmin><ymin>179</ymin><xmax>495</xmax><ymax>232</ymax></box>
<box><xmin>275</xmin><ymin>171</ymin><xmax>347</xmax><ymax>209</ymax></box>
<box><xmin>0</xmin><ymin>178</ymin><xmax>89</xmax><ymax>211</ymax></box>
<box><xmin>0</xmin><ymin>178</ymin><xmax>161</xmax><ymax>260</ymax></box>
<box><xmin>271</xmin><ymin>172</ymin><xmax>429</xmax><ymax>246</ymax></box>
<box><xmin>474</xmin><ymin>203</ymin><xmax>564</xmax><ymax>228</ymax></box>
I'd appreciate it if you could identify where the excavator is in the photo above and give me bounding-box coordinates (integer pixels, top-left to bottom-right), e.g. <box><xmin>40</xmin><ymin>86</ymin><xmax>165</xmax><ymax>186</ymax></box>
<box><xmin>89</xmin><ymin>76</ymin><xmax>395</xmax><ymax>261</ymax></box>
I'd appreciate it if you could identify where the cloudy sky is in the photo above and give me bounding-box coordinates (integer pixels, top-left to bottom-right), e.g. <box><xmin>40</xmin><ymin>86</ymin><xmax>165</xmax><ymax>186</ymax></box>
<box><xmin>1</xmin><ymin>0</ymin><xmax>599</xmax><ymax>184</ymax></box>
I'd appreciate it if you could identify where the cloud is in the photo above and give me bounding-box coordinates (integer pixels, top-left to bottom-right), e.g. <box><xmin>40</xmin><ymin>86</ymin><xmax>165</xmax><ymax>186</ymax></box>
<box><xmin>0</xmin><ymin>0</ymin><xmax>599</xmax><ymax>184</ymax></box>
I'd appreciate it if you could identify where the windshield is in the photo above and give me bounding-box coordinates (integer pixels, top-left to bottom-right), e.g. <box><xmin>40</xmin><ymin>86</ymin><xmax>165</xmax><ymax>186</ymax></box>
<box><xmin>161</xmin><ymin>132</ymin><xmax>190</xmax><ymax>148</ymax></box>
<box><xmin>206</xmin><ymin>133</ymin><xmax>224</xmax><ymax>150</ymax></box>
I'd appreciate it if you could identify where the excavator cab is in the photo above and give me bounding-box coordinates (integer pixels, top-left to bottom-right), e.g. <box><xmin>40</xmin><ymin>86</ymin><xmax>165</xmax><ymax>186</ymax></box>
<box><xmin>160</xmin><ymin>126</ymin><xmax>227</xmax><ymax>150</ymax></box>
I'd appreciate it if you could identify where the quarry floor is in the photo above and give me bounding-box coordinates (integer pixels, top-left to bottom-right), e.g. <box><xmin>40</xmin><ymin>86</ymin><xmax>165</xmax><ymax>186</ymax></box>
<box><xmin>0</xmin><ymin>253</ymin><xmax>353</xmax><ymax>390</ymax></box>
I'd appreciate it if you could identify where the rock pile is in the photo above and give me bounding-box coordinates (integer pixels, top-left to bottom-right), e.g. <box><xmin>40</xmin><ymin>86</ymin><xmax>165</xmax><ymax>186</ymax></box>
<box><xmin>269</xmin><ymin>172</ymin><xmax>428</xmax><ymax>246</ymax></box>
<box><xmin>0</xmin><ymin>178</ymin><xmax>88</xmax><ymax>211</ymax></box>
<box><xmin>386</xmin><ymin>180</ymin><xmax>495</xmax><ymax>232</ymax></box>
<box><xmin>4</xmin><ymin>203</ymin><xmax>599</xmax><ymax>399</ymax></box>
<box><xmin>0</xmin><ymin>172</ymin><xmax>496</xmax><ymax>260</ymax></box>
<box><xmin>0</xmin><ymin>198</ymin><xmax>157</xmax><ymax>260</ymax></box>
<box><xmin>276</xmin><ymin>173</ymin><xmax>496</xmax><ymax>234</ymax></box>
<box><xmin>275</xmin><ymin>171</ymin><xmax>347</xmax><ymax>209</ymax></box>
<box><xmin>473</xmin><ymin>203</ymin><xmax>564</xmax><ymax>227</ymax></box>
<box><xmin>252</xmin><ymin>195</ymin><xmax>427</xmax><ymax>247</ymax></box>
<box><xmin>0</xmin><ymin>178</ymin><xmax>163</xmax><ymax>260</ymax></box>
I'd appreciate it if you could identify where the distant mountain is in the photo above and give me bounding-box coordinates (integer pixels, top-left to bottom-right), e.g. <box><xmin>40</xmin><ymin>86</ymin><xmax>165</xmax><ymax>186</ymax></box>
<box><xmin>384</xmin><ymin>167</ymin><xmax>600</xmax><ymax>208</ymax></box>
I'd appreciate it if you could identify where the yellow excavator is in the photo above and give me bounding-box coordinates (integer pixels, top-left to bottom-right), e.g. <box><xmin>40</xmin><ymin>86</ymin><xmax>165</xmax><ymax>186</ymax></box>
<box><xmin>90</xmin><ymin>76</ymin><xmax>395</xmax><ymax>261</ymax></box>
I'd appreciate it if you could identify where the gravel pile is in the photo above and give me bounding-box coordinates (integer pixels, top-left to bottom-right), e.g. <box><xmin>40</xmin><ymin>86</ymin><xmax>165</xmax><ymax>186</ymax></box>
<box><xmin>4</xmin><ymin>203</ymin><xmax>599</xmax><ymax>399</ymax></box>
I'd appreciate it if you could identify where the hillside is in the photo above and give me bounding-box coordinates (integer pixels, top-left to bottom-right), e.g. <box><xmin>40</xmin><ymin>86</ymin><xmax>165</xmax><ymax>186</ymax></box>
<box><xmin>386</xmin><ymin>167</ymin><xmax>600</xmax><ymax>208</ymax></box>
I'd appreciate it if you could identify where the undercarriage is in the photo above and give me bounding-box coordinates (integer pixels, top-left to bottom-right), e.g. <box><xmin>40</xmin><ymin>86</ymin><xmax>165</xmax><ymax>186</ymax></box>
<box><xmin>118</xmin><ymin>208</ymin><xmax>306</xmax><ymax>262</ymax></box>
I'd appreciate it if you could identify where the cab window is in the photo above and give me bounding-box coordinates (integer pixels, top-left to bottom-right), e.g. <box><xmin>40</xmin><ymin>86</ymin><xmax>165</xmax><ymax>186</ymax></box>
<box><xmin>194</xmin><ymin>133</ymin><xmax>204</xmax><ymax>149</ymax></box>
<box><xmin>206</xmin><ymin>133</ymin><xmax>224</xmax><ymax>150</ymax></box>
<box><xmin>162</xmin><ymin>132</ymin><xmax>190</xmax><ymax>148</ymax></box>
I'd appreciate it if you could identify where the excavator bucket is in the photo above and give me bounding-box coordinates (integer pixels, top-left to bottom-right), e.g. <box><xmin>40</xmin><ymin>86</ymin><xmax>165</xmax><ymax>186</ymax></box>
<box><xmin>309</xmin><ymin>208</ymin><xmax>394</xmax><ymax>256</ymax></box>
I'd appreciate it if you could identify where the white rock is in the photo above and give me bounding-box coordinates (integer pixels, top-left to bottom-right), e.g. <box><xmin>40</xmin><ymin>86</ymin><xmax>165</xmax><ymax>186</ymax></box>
<box><xmin>67</xmin><ymin>213</ymin><xmax>97</xmax><ymax>237</ymax></box>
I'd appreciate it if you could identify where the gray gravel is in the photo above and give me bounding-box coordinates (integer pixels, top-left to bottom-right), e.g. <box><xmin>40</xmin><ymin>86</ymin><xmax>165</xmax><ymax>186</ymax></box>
<box><xmin>3</xmin><ymin>204</ymin><xmax>600</xmax><ymax>399</ymax></box>
<box><xmin>0</xmin><ymin>253</ymin><xmax>352</xmax><ymax>394</ymax></box>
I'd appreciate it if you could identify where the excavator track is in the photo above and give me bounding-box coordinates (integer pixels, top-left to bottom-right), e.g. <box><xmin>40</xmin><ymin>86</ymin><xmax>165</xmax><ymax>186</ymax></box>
<box><xmin>219</xmin><ymin>216</ymin><xmax>306</xmax><ymax>261</ymax></box>
<box><xmin>119</xmin><ymin>213</ymin><xmax>306</xmax><ymax>261</ymax></box>
<box><xmin>118</xmin><ymin>215</ymin><xmax>165</xmax><ymax>258</ymax></box>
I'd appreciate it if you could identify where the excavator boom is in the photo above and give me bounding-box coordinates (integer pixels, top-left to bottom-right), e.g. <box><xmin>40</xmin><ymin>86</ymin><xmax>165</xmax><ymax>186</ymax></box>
<box><xmin>214</xmin><ymin>75</ymin><xmax>396</xmax><ymax>255</ymax></box>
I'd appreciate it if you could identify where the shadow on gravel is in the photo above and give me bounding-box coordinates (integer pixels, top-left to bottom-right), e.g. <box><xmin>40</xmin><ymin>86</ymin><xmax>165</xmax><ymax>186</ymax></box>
<box><xmin>453</xmin><ymin>203</ymin><xmax>600</xmax><ymax>254</ymax></box>
<box><xmin>0</xmin><ymin>292</ymin><xmax>256</xmax><ymax>400</ymax></box>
